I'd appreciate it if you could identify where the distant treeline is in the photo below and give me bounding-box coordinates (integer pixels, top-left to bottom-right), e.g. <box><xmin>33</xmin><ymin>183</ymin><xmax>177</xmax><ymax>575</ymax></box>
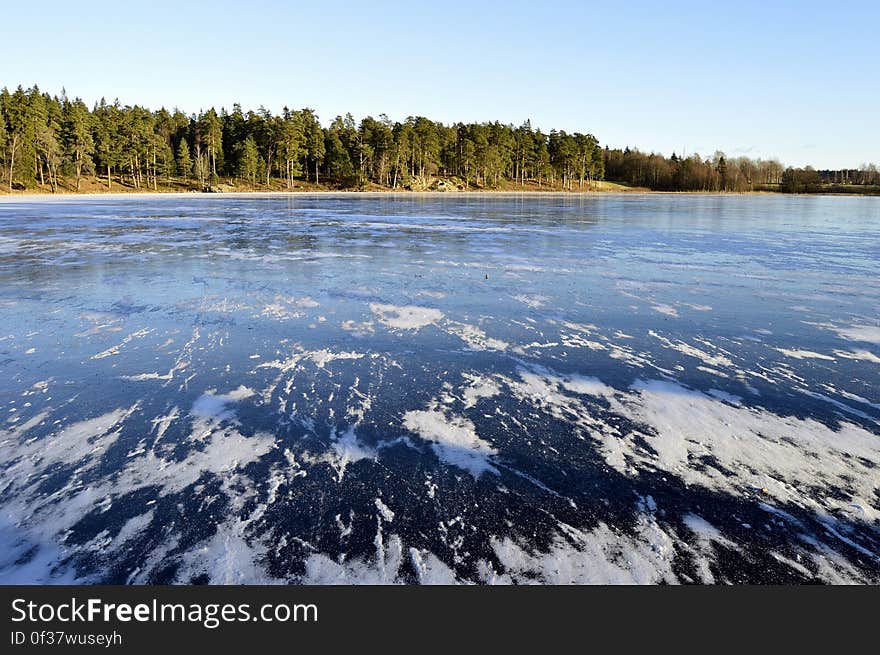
<box><xmin>604</xmin><ymin>147</ymin><xmax>880</xmax><ymax>193</ymax></box>
<box><xmin>1</xmin><ymin>84</ymin><xmax>875</xmax><ymax>194</ymax></box>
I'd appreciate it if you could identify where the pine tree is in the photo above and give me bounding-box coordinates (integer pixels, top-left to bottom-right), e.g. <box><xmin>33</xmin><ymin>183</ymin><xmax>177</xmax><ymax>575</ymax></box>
<box><xmin>176</xmin><ymin>139</ymin><xmax>192</xmax><ymax>182</ymax></box>
<box><xmin>198</xmin><ymin>109</ymin><xmax>222</xmax><ymax>181</ymax></box>
<box><xmin>302</xmin><ymin>109</ymin><xmax>324</xmax><ymax>184</ymax></box>
<box><xmin>279</xmin><ymin>108</ymin><xmax>305</xmax><ymax>189</ymax></box>
<box><xmin>3</xmin><ymin>86</ymin><xmax>30</xmax><ymax>190</ymax></box>
<box><xmin>0</xmin><ymin>98</ymin><xmax>7</xmax><ymax>186</ymax></box>
<box><xmin>61</xmin><ymin>97</ymin><xmax>94</xmax><ymax>191</ymax></box>
<box><xmin>25</xmin><ymin>88</ymin><xmax>48</xmax><ymax>187</ymax></box>
<box><xmin>716</xmin><ymin>155</ymin><xmax>728</xmax><ymax>191</ymax></box>
<box><xmin>236</xmin><ymin>136</ymin><xmax>260</xmax><ymax>186</ymax></box>
<box><xmin>93</xmin><ymin>99</ymin><xmax>121</xmax><ymax>189</ymax></box>
<box><xmin>324</xmin><ymin>126</ymin><xmax>354</xmax><ymax>186</ymax></box>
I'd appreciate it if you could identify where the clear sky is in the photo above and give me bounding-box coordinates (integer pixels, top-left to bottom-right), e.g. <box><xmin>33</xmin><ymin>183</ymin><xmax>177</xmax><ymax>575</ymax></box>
<box><xmin>3</xmin><ymin>0</ymin><xmax>878</xmax><ymax>169</ymax></box>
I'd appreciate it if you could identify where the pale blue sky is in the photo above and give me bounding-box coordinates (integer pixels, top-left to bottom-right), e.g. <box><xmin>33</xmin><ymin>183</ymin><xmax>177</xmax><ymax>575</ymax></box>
<box><xmin>3</xmin><ymin>0</ymin><xmax>878</xmax><ymax>168</ymax></box>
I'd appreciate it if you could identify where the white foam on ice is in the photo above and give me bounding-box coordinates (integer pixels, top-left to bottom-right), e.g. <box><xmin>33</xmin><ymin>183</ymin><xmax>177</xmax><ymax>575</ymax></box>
<box><xmin>774</xmin><ymin>348</ymin><xmax>835</xmax><ymax>361</ymax></box>
<box><xmin>124</xmin><ymin>425</ymin><xmax>277</xmax><ymax>496</ymax></box>
<box><xmin>89</xmin><ymin>329</ymin><xmax>153</xmax><ymax>360</ymax></box>
<box><xmin>512</xmin><ymin>294</ymin><xmax>548</xmax><ymax>309</ymax></box>
<box><xmin>460</xmin><ymin>373</ymin><xmax>502</xmax><ymax>409</ymax></box>
<box><xmin>309</xmin><ymin>349</ymin><xmax>365</xmax><ymax>369</ymax></box>
<box><xmin>302</xmin><ymin>533</ymin><xmax>404</xmax><ymax>584</ymax></box>
<box><xmin>485</xmin><ymin>514</ymin><xmax>677</xmax><ymax>584</ymax></box>
<box><xmin>403</xmin><ymin>408</ymin><xmax>498</xmax><ymax>478</ymax></box>
<box><xmin>370</xmin><ymin>303</ymin><xmax>443</xmax><ymax>330</ymax></box>
<box><xmin>490</xmin><ymin>365</ymin><xmax>878</xmax><ymax>562</ymax></box>
<box><xmin>3</xmin><ymin>405</ymin><xmax>138</xmax><ymax>476</ymax></box>
<box><xmin>341</xmin><ymin>320</ymin><xmax>375</xmax><ymax>337</ymax></box>
<box><xmin>615</xmin><ymin>380</ymin><xmax>880</xmax><ymax>515</ymax></box>
<box><xmin>649</xmin><ymin>331</ymin><xmax>733</xmax><ymax>368</ymax></box>
<box><xmin>113</xmin><ymin>510</ymin><xmax>155</xmax><ymax>548</ymax></box>
<box><xmin>651</xmin><ymin>304</ymin><xmax>679</xmax><ymax>318</ymax></box>
<box><xmin>444</xmin><ymin>320</ymin><xmax>508</xmax><ymax>351</ymax></box>
<box><xmin>833</xmin><ymin>349</ymin><xmax>880</xmax><ymax>364</ymax></box>
<box><xmin>706</xmin><ymin>389</ymin><xmax>743</xmax><ymax>405</ymax></box>
<box><xmin>417</xmin><ymin>290</ymin><xmax>447</xmax><ymax>300</ymax></box>
<box><xmin>558</xmin><ymin>374</ymin><xmax>617</xmax><ymax>398</ymax></box>
<box><xmin>0</xmin><ymin>383</ymin><xmax>277</xmax><ymax>583</ymax></box>
<box><xmin>192</xmin><ymin>386</ymin><xmax>255</xmax><ymax>421</ymax></box>
<box><xmin>174</xmin><ymin>518</ymin><xmax>282</xmax><ymax>585</ymax></box>
<box><xmin>75</xmin><ymin>311</ymin><xmax>124</xmax><ymax>337</ymax></box>
<box><xmin>408</xmin><ymin>547</ymin><xmax>460</xmax><ymax>584</ymax></box>
<box><xmin>258</xmin><ymin>348</ymin><xmax>365</xmax><ymax>373</ymax></box>
<box><xmin>833</xmin><ymin>325</ymin><xmax>880</xmax><ymax>344</ymax></box>
<box><xmin>258</xmin><ymin>303</ymin><xmax>304</xmax><ymax>321</ymax></box>
<box><xmin>321</xmin><ymin>425</ymin><xmax>377</xmax><ymax>482</ymax></box>
<box><xmin>375</xmin><ymin>498</ymin><xmax>395</xmax><ymax>522</ymax></box>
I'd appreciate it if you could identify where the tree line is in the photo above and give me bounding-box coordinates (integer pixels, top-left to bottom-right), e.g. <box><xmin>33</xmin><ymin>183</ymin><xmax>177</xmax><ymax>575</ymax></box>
<box><xmin>0</xmin><ymin>85</ymin><xmax>604</xmax><ymax>192</ymax></box>
<box><xmin>1</xmin><ymin>84</ymin><xmax>874</xmax><ymax>194</ymax></box>
<box><xmin>604</xmin><ymin>147</ymin><xmax>879</xmax><ymax>193</ymax></box>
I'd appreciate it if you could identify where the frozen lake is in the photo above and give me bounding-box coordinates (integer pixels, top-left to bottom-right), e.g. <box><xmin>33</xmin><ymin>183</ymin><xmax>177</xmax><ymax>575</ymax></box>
<box><xmin>0</xmin><ymin>193</ymin><xmax>878</xmax><ymax>584</ymax></box>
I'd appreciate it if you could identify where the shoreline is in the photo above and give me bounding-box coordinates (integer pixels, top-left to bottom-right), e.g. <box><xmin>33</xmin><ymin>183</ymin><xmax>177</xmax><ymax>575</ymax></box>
<box><xmin>0</xmin><ymin>188</ymin><xmax>874</xmax><ymax>203</ymax></box>
<box><xmin>0</xmin><ymin>189</ymin><xmax>661</xmax><ymax>202</ymax></box>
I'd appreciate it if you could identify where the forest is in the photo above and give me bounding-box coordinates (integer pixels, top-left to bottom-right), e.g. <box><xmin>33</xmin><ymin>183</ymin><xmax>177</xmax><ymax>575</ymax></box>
<box><xmin>604</xmin><ymin>147</ymin><xmax>880</xmax><ymax>194</ymax></box>
<box><xmin>1</xmin><ymin>84</ymin><xmax>877</xmax><ymax>194</ymax></box>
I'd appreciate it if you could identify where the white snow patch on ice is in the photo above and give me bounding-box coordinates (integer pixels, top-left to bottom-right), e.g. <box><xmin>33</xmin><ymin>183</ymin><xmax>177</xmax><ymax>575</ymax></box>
<box><xmin>175</xmin><ymin>519</ymin><xmax>282</xmax><ymax>584</ymax></box>
<box><xmin>375</xmin><ymin>498</ymin><xmax>395</xmax><ymax>522</ymax></box>
<box><xmin>486</xmin><ymin>514</ymin><xmax>677</xmax><ymax>584</ymax></box>
<box><xmin>774</xmin><ymin>348</ymin><xmax>835</xmax><ymax>361</ymax></box>
<box><xmin>341</xmin><ymin>320</ymin><xmax>375</xmax><ymax>337</ymax></box>
<box><xmin>302</xmin><ymin>533</ymin><xmax>405</xmax><ymax>584</ymax></box>
<box><xmin>651</xmin><ymin>304</ymin><xmax>679</xmax><ymax>318</ymax></box>
<box><xmin>370</xmin><ymin>303</ymin><xmax>443</xmax><ymax>330</ymax></box>
<box><xmin>512</xmin><ymin>294</ymin><xmax>548</xmax><ymax>309</ymax></box>
<box><xmin>559</xmin><ymin>374</ymin><xmax>617</xmax><ymax>398</ymax></box>
<box><xmin>192</xmin><ymin>386</ymin><xmax>255</xmax><ymax>421</ymax></box>
<box><xmin>649</xmin><ymin>331</ymin><xmax>733</xmax><ymax>368</ymax></box>
<box><xmin>833</xmin><ymin>349</ymin><xmax>880</xmax><ymax>364</ymax></box>
<box><xmin>403</xmin><ymin>409</ymin><xmax>498</xmax><ymax>477</ymax></box>
<box><xmin>461</xmin><ymin>373</ymin><xmax>501</xmax><ymax>409</ymax></box>
<box><xmin>617</xmin><ymin>380</ymin><xmax>880</xmax><ymax>514</ymax></box>
<box><xmin>444</xmin><ymin>320</ymin><xmax>508</xmax><ymax>351</ymax></box>
<box><xmin>303</xmin><ymin>425</ymin><xmax>378</xmax><ymax>483</ymax></box>
<box><xmin>833</xmin><ymin>325</ymin><xmax>880</xmax><ymax>344</ymax></box>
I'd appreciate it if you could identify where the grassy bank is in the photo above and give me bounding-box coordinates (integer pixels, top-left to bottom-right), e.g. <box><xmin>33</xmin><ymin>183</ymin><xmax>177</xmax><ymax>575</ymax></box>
<box><xmin>0</xmin><ymin>175</ymin><xmax>646</xmax><ymax>197</ymax></box>
<box><xmin>4</xmin><ymin>176</ymin><xmax>878</xmax><ymax>198</ymax></box>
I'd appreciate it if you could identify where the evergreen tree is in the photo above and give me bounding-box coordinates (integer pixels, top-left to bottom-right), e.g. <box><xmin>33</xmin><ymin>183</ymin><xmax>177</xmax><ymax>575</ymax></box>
<box><xmin>61</xmin><ymin>97</ymin><xmax>94</xmax><ymax>191</ymax></box>
<box><xmin>236</xmin><ymin>135</ymin><xmax>260</xmax><ymax>185</ymax></box>
<box><xmin>279</xmin><ymin>108</ymin><xmax>305</xmax><ymax>188</ymax></box>
<box><xmin>2</xmin><ymin>86</ymin><xmax>30</xmax><ymax>190</ymax></box>
<box><xmin>323</xmin><ymin>128</ymin><xmax>354</xmax><ymax>186</ymax></box>
<box><xmin>302</xmin><ymin>109</ymin><xmax>324</xmax><ymax>184</ymax></box>
<box><xmin>198</xmin><ymin>109</ymin><xmax>222</xmax><ymax>181</ymax></box>
<box><xmin>0</xmin><ymin>107</ymin><xmax>7</xmax><ymax>184</ymax></box>
<box><xmin>93</xmin><ymin>99</ymin><xmax>122</xmax><ymax>189</ymax></box>
<box><xmin>716</xmin><ymin>155</ymin><xmax>728</xmax><ymax>191</ymax></box>
<box><xmin>176</xmin><ymin>139</ymin><xmax>192</xmax><ymax>181</ymax></box>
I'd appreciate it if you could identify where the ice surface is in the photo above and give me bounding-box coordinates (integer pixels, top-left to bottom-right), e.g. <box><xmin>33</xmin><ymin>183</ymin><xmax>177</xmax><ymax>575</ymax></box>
<box><xmin>0</xmin><ymin>194</ymin><xmax>877</xmax><ymax>584</ymax></box>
